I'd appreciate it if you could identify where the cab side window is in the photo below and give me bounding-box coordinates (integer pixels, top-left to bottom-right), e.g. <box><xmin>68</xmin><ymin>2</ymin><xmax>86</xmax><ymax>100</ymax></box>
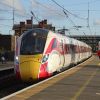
<box><xmin>52</xmin><ymin>38</ymin><xmax>57</xmax><ymax>49</ymax></box>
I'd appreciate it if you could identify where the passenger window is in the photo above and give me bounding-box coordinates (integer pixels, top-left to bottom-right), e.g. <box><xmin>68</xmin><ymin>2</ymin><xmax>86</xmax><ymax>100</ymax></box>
<box><xmin>65</xmin><ymin>44</ymin><xmax>69</xmax><ymax>53</ymax></box>
<box><xmin>52</xmin><ymin>38</ymin><xmax>57</xmax><ymax>49</ymax></box>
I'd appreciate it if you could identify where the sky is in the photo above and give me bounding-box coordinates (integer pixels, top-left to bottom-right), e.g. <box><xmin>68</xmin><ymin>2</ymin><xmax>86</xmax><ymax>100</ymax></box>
<box><xmin>0</xmin><ymin>0</ymin><xmax>100</xmax><ymax>36</ymax></box>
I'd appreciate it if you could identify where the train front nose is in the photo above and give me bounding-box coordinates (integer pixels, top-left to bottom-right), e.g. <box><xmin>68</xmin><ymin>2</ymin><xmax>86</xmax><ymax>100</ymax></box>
<box><xmin>19</xmin><ymin>55</ymin><xmax>41</xmax><ymax>81</ymax></box>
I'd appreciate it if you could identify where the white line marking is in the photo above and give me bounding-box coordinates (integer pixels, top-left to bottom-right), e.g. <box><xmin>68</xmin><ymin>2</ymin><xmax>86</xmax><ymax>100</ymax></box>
<box><xmin>96</xmin><ymin>93</ymin><xmax>100</xmax><ymax>95</ymax></box>
<box><xmin>98</xmin><ymin>63</ymin><xmax>100</xmax><ymax>66</ymax></box>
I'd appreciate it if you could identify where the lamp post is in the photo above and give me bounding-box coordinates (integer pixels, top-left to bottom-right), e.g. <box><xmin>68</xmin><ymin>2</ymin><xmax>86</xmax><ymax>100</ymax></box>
<box><xmin>30</xmin><ymin>11</ymin><xmax>34</xmax><ymax>29</ymax></box>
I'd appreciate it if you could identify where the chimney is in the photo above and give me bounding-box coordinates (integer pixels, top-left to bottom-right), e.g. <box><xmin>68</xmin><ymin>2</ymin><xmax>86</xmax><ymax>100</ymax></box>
<box><xmin>20</xmin><ymin>22</ymin><xmax>25</xmax><ymax>27</ymax></box>
<box><xmin>26</xmin><ymin>19</ymin><xmax>32</xmax><ymax>25</ymax></box>
<box><xmin>43</xmin><ymin>19</ymin><xmax>47</xmax><ymax>24</ymax></box>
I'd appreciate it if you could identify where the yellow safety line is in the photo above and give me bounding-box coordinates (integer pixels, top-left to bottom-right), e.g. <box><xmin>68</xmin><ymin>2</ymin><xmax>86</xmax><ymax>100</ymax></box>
<box><xmin>71</xmin><ymin>68</ymin><xmax>98</xmax><ymax>100</ymax></box>
<box><xmin>96</xmin><ymin>64</ymin><xmax>100</xmax><ymax>98</ymax></box>
<box><xmin>98</xmin><ymin>63</ymin><xmax>100</xmax><ymax>66</ymax></box>
<box><xmin>96</xmin><ymin>93</ymin><xmax>100</xmax><ymax>95</ymax></box>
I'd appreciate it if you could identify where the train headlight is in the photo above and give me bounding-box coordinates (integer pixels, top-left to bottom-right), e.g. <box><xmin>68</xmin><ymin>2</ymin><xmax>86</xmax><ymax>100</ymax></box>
<box><xmin>15</xmin><ymin>56</ymin><xmax>19</xmax><ymax>63</ymax></box>
<box><xmin>14</xmin><ymin>56</ymin><xmax>19</xmax><ymax>71</ymax></box>
<box><xmin>42</xmin><ymin>54</ymin><xmax>49</xmax><ymax>63</ymax></box>
<box><xmin>16</xmin><ymin>56</ymin><xmax>18</xmax><ymax>60</ymax></box>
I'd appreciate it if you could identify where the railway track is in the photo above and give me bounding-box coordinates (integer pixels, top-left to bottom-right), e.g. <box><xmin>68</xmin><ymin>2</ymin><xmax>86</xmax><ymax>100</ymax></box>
<box><xmin>0</xmin><ymin>67</ymin><xmax>64</xmax><ymax>99</ymax></box>
<box><xmin>0</xmin><ymin>67</ymin><xmax>68</xmax><ymax>99</ymax></box>
<box><xmin>0</xmin><ymin>69</ymin><xmax>38</xmax><ymax>99</ymax></box>
<box><xmin>0</xmin><ymin>68</ymin><xmax>14</xmax><ymax>77</ymax></box>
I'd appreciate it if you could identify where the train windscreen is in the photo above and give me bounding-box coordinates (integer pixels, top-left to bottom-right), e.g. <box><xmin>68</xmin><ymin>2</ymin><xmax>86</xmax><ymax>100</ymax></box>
<box><xmin>20</xmin><ymin>29</ymin><xmax>48</xmax><ymax>55</ymax></box>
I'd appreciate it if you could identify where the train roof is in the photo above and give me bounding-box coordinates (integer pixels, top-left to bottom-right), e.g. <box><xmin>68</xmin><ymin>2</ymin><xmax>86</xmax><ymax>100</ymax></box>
<box><xmin>51</xmin><ymin>31</ymin><xmax>92</xmax><ymax>48</ymax></box>
<box><xmin>22</xmin><ymin>28</ymin><xmax>49</xmax><ymax>38</ymax></box>
<box><xmin>19</xmin><ymin>28</ymin><xmax>91</xmax><ymax>49</ymax></box>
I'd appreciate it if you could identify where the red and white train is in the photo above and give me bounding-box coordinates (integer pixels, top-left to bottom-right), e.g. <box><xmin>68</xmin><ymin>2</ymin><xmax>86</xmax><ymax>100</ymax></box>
<box><xmin>14</xmin><ymin>28</ymin><xmax>92</xmax><ymax>81</ymax></box>
<box><xmin>97</xmin><ymin>41</ymin><xmax>100</xmax><ymax>58</ymax></box>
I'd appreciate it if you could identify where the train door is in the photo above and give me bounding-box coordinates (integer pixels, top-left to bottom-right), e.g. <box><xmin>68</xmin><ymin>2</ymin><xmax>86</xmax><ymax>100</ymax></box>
<box><xmin>63</xmin><ymin>39</ymin><xmax>71</xmax><ymax>67</ymax></box>
<box><xmin>70</xmin><ymin>40</ymin><xmax>75</xmax><ymax>64</ymax></box>
<box><xmin>77</xmin><ymin>42</ymin><xmax>80</xmax><ymax>63</ymax></box>
<box><xmin>63</xmin><ymin>39</ymin><xmax>67</xmax><ymax>66</ymax></box>
<box><xmin>60</xmin><ymin>39</ymin><xmax>65</xmax><ymax>67</ymax></box>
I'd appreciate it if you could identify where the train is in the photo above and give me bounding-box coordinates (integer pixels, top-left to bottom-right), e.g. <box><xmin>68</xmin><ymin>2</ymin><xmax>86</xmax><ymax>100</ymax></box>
<box><xmin>14</xmin><ymin>28</ymin><xmax>92</xmax><ymax>81</ymax></box>
<box><xmin>97</xmin><ymin>41</ymin><xmax>100</xmax><ymax>58</ymax></box>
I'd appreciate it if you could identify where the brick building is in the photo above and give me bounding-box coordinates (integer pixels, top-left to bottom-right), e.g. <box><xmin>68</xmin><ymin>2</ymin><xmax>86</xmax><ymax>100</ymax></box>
<box><xmin>0</xmin><ymin>34</ymin><xmax>15</xmax><ymax>52</ymax></box>
<box><xmin>0</xmin><ymin>34</ymin><xmax>15</xmax><ymax>60</ymax></box>
<box><xmin>13</xmin><ymin>19</ymin><xmax>55</xmax><ymax>36</ymax></box>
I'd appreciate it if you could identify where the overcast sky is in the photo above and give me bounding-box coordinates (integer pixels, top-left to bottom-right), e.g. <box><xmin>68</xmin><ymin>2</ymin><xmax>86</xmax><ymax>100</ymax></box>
<box><xmin>0</xmin><ymin>0</ymin><xmax>100</xmax><ymax>36</ymax></box>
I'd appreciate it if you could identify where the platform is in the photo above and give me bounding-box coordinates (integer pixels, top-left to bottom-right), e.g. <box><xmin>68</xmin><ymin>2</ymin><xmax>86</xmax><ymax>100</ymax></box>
<box><xmin>3</xmin><ymin>55</ymin><xmax>100</xmax><ymax>100</ymax></box>
<box><xmin>0</xmin><ymin>61</ymin><xmax>14</xmax><ymax>71</ymax></box>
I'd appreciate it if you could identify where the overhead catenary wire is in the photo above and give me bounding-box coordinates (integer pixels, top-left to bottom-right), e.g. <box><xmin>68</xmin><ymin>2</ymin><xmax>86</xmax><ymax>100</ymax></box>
<box><xmin>62</xmin><ymin>0</ymin><xmax>100</xmax><ymax>7</ymax></box>
<box><xmin>0</xmin><ymin>24</ymin><xmax>12</xmax><ymax>27</ymax></box>
<box><xmin>0</xmin><ymin>0</ymin><xmax>32</xmax><ymax>19</ymax></box>
<box><xmin>63</xmin><ymin>8</ymin><xmax>92</xmax><ymax>43</ymax></box>
<box><xmin>0</xmin><ymin>18</ymin><xmax>13</xmax><ymax>20</ymax></box>
<box><xmin>50</xmin><ymin>0</ymin><xmax>91</xmax><ymax>38</ymax></box>
<box><xmin>31</xmin><ymin>11</ymin><xmax>41</xmax><ymax>22</ymax></box>
<box><xmin>30</xmin><ymin>0</ymin><xmax>65</xmax><ymax>17</ymax></box>
<box><xmin>83</xmin><ymin>32</ymin><xmax>91</xmax><ymax>43</ymax></box>
<box><xmin>51</xmin><ymin>0</ymin><xmax>94</xmax><ymax>40</ymax></box>
<box><xmin>63</xmin><ymin>9</ymin><xmax>81</xmax><ymax>35</ymax></box>
<box><xmin>51</xmin><ymin>0</ymin><xmax>87</xmax><ymax>20</ymax></box>
<box><xmin>63</xmin><ymin>9</ymin><xmax>79</xmax><ymax>30</ymax></box>
<box><xmin>30</xmin><ymin>0</ymin><xmax>65</xmax><ymax>23</ymax></box>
